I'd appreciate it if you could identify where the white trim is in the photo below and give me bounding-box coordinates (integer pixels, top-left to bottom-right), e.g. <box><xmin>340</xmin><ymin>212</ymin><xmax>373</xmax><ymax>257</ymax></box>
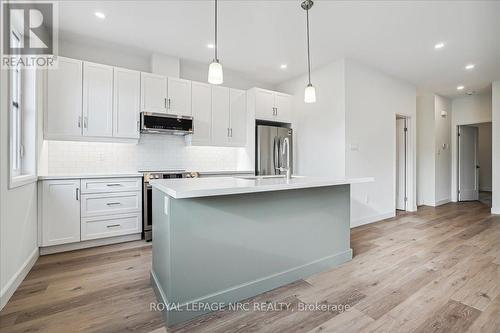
<box><xmin>9</xmin><ymin>174</ymin><xmax>37</xmax><ymax>189</ymax></box>
<box><xmin>0</xmin><ymin>247</ymin><xmax>39</xmax><ymax>310</ymax></box>
<box><xmin>351</xmin><ymin>211</ymin><xmax>395</xmax><ymax>228</ymax></box>
<box><xmin>432</xmin><ymin>198</ymin><xmax>451</xmax><ymax>207</ymax></box>
<box><xmin>39</xmin><ymin>233</ymin><xmax>141</xmax><ymax>255</ymax></box>
<box><xmin>491</xmin><ymin>207</ymin><xmax>500</xmax><ymax>215</ymax></box>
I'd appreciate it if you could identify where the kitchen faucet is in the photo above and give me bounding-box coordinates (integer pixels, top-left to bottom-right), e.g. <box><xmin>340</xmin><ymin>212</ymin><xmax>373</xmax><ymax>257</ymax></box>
<box><xmin>279</xmin><ymin>137</ymin><xmax>291</xmax><ymax>180</ymax></box>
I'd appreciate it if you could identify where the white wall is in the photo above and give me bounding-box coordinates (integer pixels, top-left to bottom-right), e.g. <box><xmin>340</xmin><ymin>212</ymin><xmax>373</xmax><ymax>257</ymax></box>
<box><xmin>434</xmin><ymin>95</ymin><xmax>452</xmax><ymax>205</ymax></box>
<box><xmin>451</xmin><ymin>91</ymin><xmax>492</xmax><ymax>201</ymax></box>
<box><xmin>277</xmin><ymin>59</ymin><xmax>417</xmax><ymax>227</ymax></box>
<box><xmin>0</xmin><ymin>72</ymin><xmax>39</xmax><ymax>310</ymax></box>
<box><xmin>416</xmin><ymin>95</ymin><xmax>435</xmax><ymax>205</ymax></box>
<box><xmin>276</xmin><ymin>60</ymin><xmax>346</xmax><ymax>178</ymax></box>
<box><xmin>477</xmin><ymin>123</ymin><xmax>492</xmax><ymax>191</ymax></box>
<box><xmin>492</xmin><ymin>81</ymin><xmax>500</xmax><ymax>214</ymax></box>
<box><xmin>344</xmin><ymin>60</ymin><xmax>417</xmax><ymax>226</ymax></box>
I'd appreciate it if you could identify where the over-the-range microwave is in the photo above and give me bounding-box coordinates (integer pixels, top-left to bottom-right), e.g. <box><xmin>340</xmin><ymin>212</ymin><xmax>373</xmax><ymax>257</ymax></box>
<box><xmin>140</xmin><ymin>112</ymin><xmax>193</xmax><ymax>136</ymax></box>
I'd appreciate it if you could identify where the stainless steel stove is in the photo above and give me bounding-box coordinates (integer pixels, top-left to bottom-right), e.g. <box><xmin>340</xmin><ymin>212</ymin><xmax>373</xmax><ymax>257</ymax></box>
<box><xmin>140</xmin><ymin>170</ymin><xmax>197</xmax><ymax>241</ymax></box>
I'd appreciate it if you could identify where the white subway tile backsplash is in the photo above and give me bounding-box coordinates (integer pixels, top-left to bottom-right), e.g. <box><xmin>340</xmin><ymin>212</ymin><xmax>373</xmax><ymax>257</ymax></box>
<box><xmin>47</xmin><ymin>135</ymin><xmax>247</xmax><ymax>174</ymax></box>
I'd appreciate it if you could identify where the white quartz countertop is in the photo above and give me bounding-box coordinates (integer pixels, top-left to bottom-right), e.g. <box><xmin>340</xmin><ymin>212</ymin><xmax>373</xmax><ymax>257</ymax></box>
<box><xmin>38</xmin><ymin>173</ymin><xmax>143</xmax><ymax>180</ymax></box>
<box><xmin>151</xmin><ymin>176</ymin><xmax>374</xmax><ymax>199</ymax></box>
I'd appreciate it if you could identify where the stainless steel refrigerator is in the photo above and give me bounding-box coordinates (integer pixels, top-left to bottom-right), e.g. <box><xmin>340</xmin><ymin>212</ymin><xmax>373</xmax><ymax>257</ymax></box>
<box><xmin>256</xmin><ymin>125</ymin><xmax>293</xmax><ymax>176</ymax></box>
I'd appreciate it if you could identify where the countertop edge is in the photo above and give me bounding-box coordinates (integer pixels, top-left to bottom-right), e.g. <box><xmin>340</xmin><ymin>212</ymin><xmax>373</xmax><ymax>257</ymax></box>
<box><xmin>151</xmin><ymin>177</ymin><xmax>374</xmax><ymax>199</ymax></box>
<box><xmin>37</xmin><ymin>173</ymin><xmax>143</xmax><ymax>180</ymax></box>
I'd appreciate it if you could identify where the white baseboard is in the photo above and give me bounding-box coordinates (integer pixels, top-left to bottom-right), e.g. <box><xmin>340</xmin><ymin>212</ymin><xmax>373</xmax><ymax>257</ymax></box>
<box><xmin>40</xmin><ymin>233</ymin><xmax>142</xmax><ymax>255</ymax></box>
<box><xmin>492</xmin><ymin>207</ymin><xmax>500</xmax><ymax>215</ymax></box>
<box><xmin>0</xmin><ymin>247</ymin><xmax>39</xmax><ymax>310</ymax></box>
<box><xmin>431</xmin><ymin>198</ymin><xmax>451</xmax><ymax>207</ymax></box>
<box><xmin>351</xmin><ymin>211</ymin><xmax>395</xmax><ymax>228</ymax></box>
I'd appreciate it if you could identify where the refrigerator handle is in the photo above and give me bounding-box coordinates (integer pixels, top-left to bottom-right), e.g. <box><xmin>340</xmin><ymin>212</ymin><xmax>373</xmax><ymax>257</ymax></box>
<box><xmin>273</xmin><ymin>137</ymin><xmax>280</xmax><ymax>174</ymax></box>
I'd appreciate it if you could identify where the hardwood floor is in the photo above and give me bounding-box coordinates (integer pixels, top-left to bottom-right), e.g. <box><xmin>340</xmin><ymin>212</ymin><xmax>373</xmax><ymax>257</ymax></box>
<box><xmin>1</xmin><ymin>201</ymin><xmax>499</xmax><ymax>333</ymax></box>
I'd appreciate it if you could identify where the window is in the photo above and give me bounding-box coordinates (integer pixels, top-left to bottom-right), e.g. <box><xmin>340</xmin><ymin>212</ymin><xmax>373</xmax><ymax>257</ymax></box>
<box><xmin>10</xmin><ymin>31</ymin><xmax>22</xmax><ymax>177</ymax></box>
<box><xmin>9</xmin><ymin>30</ymin><xmax>37</xmax><ymax>188</ymax></box>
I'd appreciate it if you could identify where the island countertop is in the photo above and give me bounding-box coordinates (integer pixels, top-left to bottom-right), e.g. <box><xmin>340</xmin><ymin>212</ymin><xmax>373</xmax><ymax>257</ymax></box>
<box><xmin>150</xmin><ymin>176</ymin><xmax>374</xmax><ymax>199</ymax></box>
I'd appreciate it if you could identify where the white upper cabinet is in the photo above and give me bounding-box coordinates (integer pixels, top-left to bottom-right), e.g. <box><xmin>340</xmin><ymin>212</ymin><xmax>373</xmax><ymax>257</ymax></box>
<box><xmin>191</xmin><ymin>81</ymin><xmax>212</xmax><ymax>144</ymax></box>
<box><xmin>167</xmin><ymin>77</ymin><xmax>192</xmax><ymax>117</ymax></box>
<box><xmin>251</xmin><ymin>88</ymin><xmax>292</xmax><ymax>123</ymax></box>
<box><xmin>46</xmin><ymin>57</ymin><xmax>83</xmax><ymax>139</ymax></box>
<box><xmin>141</xmin><ymin>72</ymin><xmax>167</xmax><ymax>113</ymax></box>
<box><xmin>83</xmin><ymin>62</ymin><xmax>114</xmax><ymax>137</ymax></box>
<box><xmin>41</xmin><ymin>179</ymin><xmax>81</xmax><ymax>246</ymax></box>
<box><xmin>113</xmin><ymin>67</ymin><xmax>141</xmax><ymax>139</ymax></box>
<box><xmin>255</xmin><ymin>88</ymin><xmax>275</xmax><ymax>121</ymax></box>
<box><xmin>211</xmin><ymin>86</ymin><xmax>231</xmax><ymax>146</ymax></box>
<box><xmin>229</xmin><ymin>88</ymin><xmax>247</xmax><ymax>146</ymax></box>
<box><xmin>274</xmin><ymin>92</ymin><xmax>292</xmax><ymax>123</ymax></box>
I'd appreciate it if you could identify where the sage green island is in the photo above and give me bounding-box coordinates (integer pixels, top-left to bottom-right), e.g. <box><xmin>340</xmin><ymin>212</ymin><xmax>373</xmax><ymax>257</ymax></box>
<box><xmin>150</xmin><ymin>175</ymin><xmax>373</xmax><ymax>326</ymax></box>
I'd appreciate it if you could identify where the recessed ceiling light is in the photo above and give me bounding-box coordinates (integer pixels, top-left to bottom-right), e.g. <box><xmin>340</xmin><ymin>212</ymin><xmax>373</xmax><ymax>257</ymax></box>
<box><xmin>280</xmin><ymin>64</ymin><xmax>287</xmax><ymax>69</ymax></box>
<box><xmin>434</xmin><ymin>42</ymin><xmax>445</xmax><ymax>49</ymax></box>
<box><xmin>94</xmin><ymin>12</ymin><xmax>106</xmax><ymax>19</ymax></box>
<box><xmin>207</xmin><ymin>43</ymin><xmax>215</xmax><ymax>49</ymax></box>
<box><xmin>457</xmin><ymin>85</ymin><xmax>465</xmax><ymax>90</ymax></box>
<box><xmin>465</xmin><ymin>64</ymin><xmax>475</xmax><ymax>70</ymax></box>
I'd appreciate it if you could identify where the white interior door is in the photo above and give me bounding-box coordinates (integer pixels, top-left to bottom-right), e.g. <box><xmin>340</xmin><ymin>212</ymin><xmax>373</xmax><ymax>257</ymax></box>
<box><xmin>396</xmin><ymin>118</ymin><xmax>407</xmax><ymax>210</ymax></box>
<box><xmin>459</xmin><ymin>126</ymin><xmax>479</xmax><ymax>201</ymax></box>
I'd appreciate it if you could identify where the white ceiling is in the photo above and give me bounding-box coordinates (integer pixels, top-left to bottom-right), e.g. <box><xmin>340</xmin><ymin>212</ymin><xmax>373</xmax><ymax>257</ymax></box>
<box><xmin>58</xmin><ymin>0</ymin><xmax>500</xmax><ymax>97</ymax></box>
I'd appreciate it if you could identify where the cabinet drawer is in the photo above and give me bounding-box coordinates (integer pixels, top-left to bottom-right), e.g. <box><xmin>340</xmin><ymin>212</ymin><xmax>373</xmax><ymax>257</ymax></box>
<box><xmin>81</xmin><ymin>177</ymin><xmax>142</xmax><ymax>194</ymax></box>
<box><xmin>81</xmin><ymin>214</ymin><xmax>141</xmax><ymax>241</ymax></box>
<box><xmin>81</xmin><ymin>192</ymin><xmax>141</xmax><ymax>217</ymax></box>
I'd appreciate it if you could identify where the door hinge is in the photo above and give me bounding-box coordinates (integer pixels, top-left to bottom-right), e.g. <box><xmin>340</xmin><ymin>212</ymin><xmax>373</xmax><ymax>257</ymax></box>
<box><xmin>458</xmin><ymin>132</ymin><xmax>461</xmax><ymax>137</ymax></box>
<box><xmin>404</xmin><ymin>127</ymin><xmax>408</xmax><ymax>132</ymax></box>
<box><xmin>404</xmin><ymin>196</ymin><xmax>408</xmax><ymax>202</ymax></box>
<box><xmin>19</xmin><ymin>144</ymin><xmax>25</xmax><ymax>158</ymax></box>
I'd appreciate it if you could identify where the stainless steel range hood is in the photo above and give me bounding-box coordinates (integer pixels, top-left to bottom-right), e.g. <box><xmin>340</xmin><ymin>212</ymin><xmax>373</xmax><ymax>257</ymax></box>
<box><xmin>140</xmin><ymin>112</ymin><xmax>193</xmax><ymax>136</ymax></box>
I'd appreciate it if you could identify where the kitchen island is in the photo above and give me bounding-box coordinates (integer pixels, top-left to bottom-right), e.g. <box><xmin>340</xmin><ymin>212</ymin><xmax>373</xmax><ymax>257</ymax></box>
<box><xmin>150</xmin><ymin>176</ymin><xmax>373</xmax><ymax>326</ymax></box>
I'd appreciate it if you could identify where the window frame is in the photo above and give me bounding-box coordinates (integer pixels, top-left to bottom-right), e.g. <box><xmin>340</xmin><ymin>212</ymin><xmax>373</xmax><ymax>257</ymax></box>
<box><xmin>8</xmin><ymin>29</ymin><xmax>37</xmax><ymax>189</ymax></box>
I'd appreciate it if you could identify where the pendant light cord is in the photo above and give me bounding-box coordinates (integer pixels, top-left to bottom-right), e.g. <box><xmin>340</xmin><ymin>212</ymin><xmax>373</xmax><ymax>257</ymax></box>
<box><xmin>306</xmin><ymin>7</ymin><xmax>311</xmax><ymax>85</ymax></box>
<box><xmin>214</xmin><ymin>0</ymin><xmax>218</xmax><ymax>61</ymax></box>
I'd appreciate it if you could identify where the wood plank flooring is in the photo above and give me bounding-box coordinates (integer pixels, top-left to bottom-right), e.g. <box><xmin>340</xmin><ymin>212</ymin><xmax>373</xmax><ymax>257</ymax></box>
<box><xmin>1</xmin><ymin>201</ymin><xmax>499</xmax><ymax>333</ymax></box>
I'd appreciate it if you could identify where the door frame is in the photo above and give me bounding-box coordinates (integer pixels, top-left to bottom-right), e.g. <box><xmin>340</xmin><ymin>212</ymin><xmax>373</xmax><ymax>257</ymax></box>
<box><xmin>457</xmin><ymin>125</ymin><xmax>479</xmax><ymax>201</ymax></box>
<box><xmin>395</xmin><ymin>114</ymin><xmax>415</xmax><ymax>212</ymax></box>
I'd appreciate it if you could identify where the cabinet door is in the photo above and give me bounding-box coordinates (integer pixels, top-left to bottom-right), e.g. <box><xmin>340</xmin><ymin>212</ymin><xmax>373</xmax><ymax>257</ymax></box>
<box><xmin>46</xmin><ymin>57</ymin><xmax>83</xmax><ymax>138</ymax></box>
<box><xmin>141</xmin><ymin>72</ymin><xmax>167</xmax><ymax>112</ymax></box>
<box><xmin>167</xmin><ymin>77</ymin><xmax>192</xmax><ymax>116</ymax></box>
<box><xmin>41</xmin><ymin>179</ymin><xmax>81</xmax><ymax>246</ymax></box>
<box><xmin>113</xmin><ymin>67</ymin><xmax>140</xmax><ymax>139</ymax></box>
<box><xmin>255</xmin><ymin>89</ymin><xmax>275</xmax><ymax>121</ymax></box>
<box><xmin>191</xmin><ymin>81</ymin><xmax>212</xmax><ymax>144</ymax></box>
<box><xmin>229</xmin><ymin>89</ymin><xmax>247</xmax><ymax>146</ymax></box>
<box><xmin>211</xmin><ymin>86</ymin><xmax>230</xmax><ymax>146</ymax></box>
<box><xmin>83</xmin><ymin>62</ymin><xmax>114</xmax><ymax>137</ymax></box>
<box><xmin>274</xmin><ymin>93</ymin><xmax>292</xmax><ymax>123</ymax></box>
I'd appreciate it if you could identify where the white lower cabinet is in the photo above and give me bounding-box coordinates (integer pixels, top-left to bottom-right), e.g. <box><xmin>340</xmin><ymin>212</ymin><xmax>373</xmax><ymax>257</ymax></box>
<box><xmin>39</xmin><ymin>177</ymin><xmax>142</xmax><ymax>249</ymax></box>
<box><xmin>81</xmin><ymin>214</ymin><xmax>141</xmax><ymax>241</ymax></box>
<box><xmin>40</xmin><ymin>179</ymin><xmax>81</xmax><ymax>247</ymax></box>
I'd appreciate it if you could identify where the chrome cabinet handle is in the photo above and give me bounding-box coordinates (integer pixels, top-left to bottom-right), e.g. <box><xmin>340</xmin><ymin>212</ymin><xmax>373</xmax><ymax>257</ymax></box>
<box><xmin>230</xmin><ymin>128</ymin><xmax>233</xmax><ymax>137</ymax></box>
<box><xmin>78</xmin><ymin>116</ymin><xmax>81</xmax><ymax>128</ymax></box>
<box><xmin>83</xmin><ymin>116</ymin><xmax>88</xmax><ymax>129</ymax></box>
<box><xmin>164</xmin><ymin>98</ymin><xmax>167</xmax><ymax>108</ymax></box>
<box><xmin>137</xmin><ymin>120</ymin><xmax>140</xmax><ymax>132</ymax></box>
<box><xmin>227</xmin><ymin>128</ymin><xmax>230</xmax><ymax>137</ymax></box>
<box><xmin>275</xmin><ymin>107</ymin><xmax>278</xmax><ymax>116</ymax></box>
<box><xmin>106</xmin><ymin>183</ymin><xmax>123</xmax><ymax>187</ymax></box>
<box><xmin>168</xmin><ymin>98</ymin><xmax>171</xmax><ymax>109</ymax></box>
<box><xmin>76</xmin><ymin>188</ymin><xmax>80</xmax><ymax>201</ymax></box>
<box><xmin>106</xmin><ymin>202</ymin><xmax>122</xmax><ymax>206</ymax></box>
<box><xmin>106</xmin><ymin>224</ymin><xmax>121</xmax><ymax>228</ymax></box>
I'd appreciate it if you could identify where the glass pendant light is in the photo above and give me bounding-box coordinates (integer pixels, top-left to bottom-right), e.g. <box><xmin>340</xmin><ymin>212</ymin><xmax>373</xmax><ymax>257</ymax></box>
<box><xmin>302</xmin><ymin>0</ymin><xmax>316</xmax><ymax>103</ymax></box>
<box><xmin>208</xmin><ymin>0</ymin><xmax>223</xmax><ymax>84</ymax></box>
